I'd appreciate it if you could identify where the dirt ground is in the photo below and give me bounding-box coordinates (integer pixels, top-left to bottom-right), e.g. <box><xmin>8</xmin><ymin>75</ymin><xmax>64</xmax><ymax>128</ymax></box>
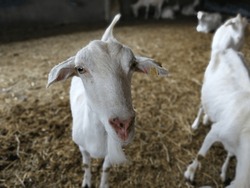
<box><xmin>1</xmin><ymin>18</ymin><xmax>250</xmax><ymax>188</ymax></box>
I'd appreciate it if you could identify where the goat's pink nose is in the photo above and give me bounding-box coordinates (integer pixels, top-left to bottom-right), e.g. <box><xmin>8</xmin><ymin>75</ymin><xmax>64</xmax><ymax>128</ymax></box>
<box><xmin>109</xmin><ymin>117</ymin><xmax>135</xmax><ymax>141</ymax></box>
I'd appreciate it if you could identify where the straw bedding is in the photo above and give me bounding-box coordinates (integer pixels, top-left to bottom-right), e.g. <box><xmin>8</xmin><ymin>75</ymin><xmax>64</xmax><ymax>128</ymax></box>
<box><xmin>1</xmin><ymin>19</ymin><xmax>249</xmax><ymax>188</ymax></box>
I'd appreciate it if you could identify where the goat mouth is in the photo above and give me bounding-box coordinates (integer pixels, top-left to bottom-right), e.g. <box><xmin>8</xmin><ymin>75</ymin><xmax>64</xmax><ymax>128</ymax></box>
<box><xmin>108</xmin><ymin>127</ymin><xmax>134</xmax><ymax>145</ymax></box>
<box><xmin>117</xmin><ymin>131</ymin><xmax>129</xmax><ymax>142</ymax></box>
<box><xmin>121</xmin><ymin>127</ymin><xmax>135</xmax><ymax>144</ymax></box>
<box><xmin>108</xmin><ymin>117</ymin><xmax>135</xmax><ymax>143</ymax></box>
<box><xmin>112</xmin><ymin>128</ymin><xmax>130</xmax><ymax>142</ymax></box>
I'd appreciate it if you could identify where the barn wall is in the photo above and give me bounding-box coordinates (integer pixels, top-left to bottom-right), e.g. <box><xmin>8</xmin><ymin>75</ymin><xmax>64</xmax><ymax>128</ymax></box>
<box><xmin>202</xmin><ymin>0</ymin><xmax>250</xmax><ymax>17</ymax></box>
<box><xmin>0</xmin><ymin>0</ymin><xmax>107</xmax><ymax>27</ymax></box>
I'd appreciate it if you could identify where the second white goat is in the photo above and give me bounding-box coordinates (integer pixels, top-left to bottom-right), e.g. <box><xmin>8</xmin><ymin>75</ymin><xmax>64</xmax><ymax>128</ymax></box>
<box><xmin>185</xmin><ymin>14</ymin><xmax>250</xmax><ymax>188</ymax></box>
<box><xmin>192</xmin><ymin>14</ymin><xmax>248</xmax><ymax>131</ymax></box>
<box><xmin>185</xmin><ymin>47</ymin><xmax>250</xmax><ymax>188</ymax></box>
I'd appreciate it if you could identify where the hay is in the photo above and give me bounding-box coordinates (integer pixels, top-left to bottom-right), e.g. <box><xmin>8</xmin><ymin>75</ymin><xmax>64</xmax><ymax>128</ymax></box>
<box><xmin>1</xmin><ymin>20</ymin><xmax>249</xmax><ymax>188</ymax></box>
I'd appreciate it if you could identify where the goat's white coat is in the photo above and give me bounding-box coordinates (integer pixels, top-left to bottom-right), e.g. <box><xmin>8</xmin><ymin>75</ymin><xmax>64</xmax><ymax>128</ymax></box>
<box><xmin>48</xmin><ymin>14</ymin><xmax>167</xmax><ymax>188</ymax></box>
<box><xmin>186</xmin><ymin>48</ymin><xmax>250</xmax><ymax>188</ymax></box>
<box><xmin>196</xmin><ymin>11</ymin><xmax>222</xmax><ymax>33</ymax></box>
<box><xmin>191</xmin><ymin>14</ymin><xmax>249</xmax><ymax>131</ymax></box>
<box><xmin>185</xmin><ymin>13</ymin><xmax>250</xmax><ymax>187</ymax></box>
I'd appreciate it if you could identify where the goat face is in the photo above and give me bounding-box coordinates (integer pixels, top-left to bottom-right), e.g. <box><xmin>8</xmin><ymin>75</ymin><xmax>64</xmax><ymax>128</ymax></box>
<box><xmin>74</xmin><ymin>39</ymin><xmax>136</xmax><ymax>143</ymax></box>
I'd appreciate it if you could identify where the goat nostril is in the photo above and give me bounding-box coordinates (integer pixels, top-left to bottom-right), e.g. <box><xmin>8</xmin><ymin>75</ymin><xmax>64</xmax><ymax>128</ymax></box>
<box><xmin>109</xmin><ymin>116</ymin><xmax>135</xmax><ymax>130</ymax></box>
<box><xmin>119</xmin><ymin>123</ymin><xmax>124</xmax><ymax>128</ymax></box>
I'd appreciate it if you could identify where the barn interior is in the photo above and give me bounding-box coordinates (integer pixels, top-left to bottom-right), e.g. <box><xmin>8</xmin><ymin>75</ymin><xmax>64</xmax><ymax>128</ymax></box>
<box><xmin>1</xmin><ymin>0</ymin><xmax>250</xmax><ymax>187</ymax></box>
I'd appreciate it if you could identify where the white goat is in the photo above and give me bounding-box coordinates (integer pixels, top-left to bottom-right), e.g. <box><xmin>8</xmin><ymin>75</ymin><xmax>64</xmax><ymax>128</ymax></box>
<box><xmin>190</xmin><ymin>14</ymin><xmax>248</xmax><ymax>182</ymax></box>
<box><xmin>181</xmin><ymin>0</ymin><xmax>199</xmax><ymax>16</ymax></box>
<box><xmin>192</xmin><ymin>14</ymin><xmax>248</xmax><ymax>130</ymax></box>
<box><xmin>192</xmin><ymin>14</ymin><xmax>248</xmax><ymax>131</ymax></box>
<box><xmin>185</xmin><ymin>14</ymin><xmax>250</xmax><ymax>187</ymax></box>
<box><xmin>47</xmin><ymin>14</ymin><xmax>167</xmax><ymax>188</ymax></box>
<box><xmin>191</xmin><ymin>14</ymin><xmax>248</xmax><ymax>183</ymax></box>
<box><xmin>196</xmin><ymin>11</ymin><xmax>222</xmax><ymax>33</ymax></box>
<box><xmin>131</xmin><ymin>0</ymin><xmax>164</xmax><ymax>19</ymax></box>
<box><xmin>185</xmin><ymin>48</ymin><xmax>250</xmax><ymax>188</ymax></box>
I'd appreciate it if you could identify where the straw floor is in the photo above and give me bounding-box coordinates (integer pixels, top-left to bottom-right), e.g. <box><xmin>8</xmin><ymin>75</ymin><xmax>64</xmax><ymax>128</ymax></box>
<box><xmin>1</xmin><ymin>19</ymin><xmax>249</xmax><ymax>188</ymax></box>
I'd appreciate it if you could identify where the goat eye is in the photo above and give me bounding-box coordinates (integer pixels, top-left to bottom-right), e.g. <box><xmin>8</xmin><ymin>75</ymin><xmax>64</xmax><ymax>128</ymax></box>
<box><xmin>75</xmin><ymin>66</ymin><xmax>86</xmax><ymax>74</ymax></box>
<box><xmin>130</xmin><ymin>61</ymin><xmax>137</xmax><ymax>69</ymax></box>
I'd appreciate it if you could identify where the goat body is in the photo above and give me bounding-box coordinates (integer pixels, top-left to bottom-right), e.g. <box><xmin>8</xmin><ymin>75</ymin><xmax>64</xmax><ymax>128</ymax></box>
<box><xmin>192</xmin><ymin>14</ymin><xmax>248</xmax><ymax>131</ymax></box>
<box><xmin>185</xmin><ymin>48</ymin><xmax>250</xmax><ymax>188</ymax></box>
<box><xmin>48</xmin><ymin>14</ymin><xmax>167</xmax><ymax>187</ymax></box>
<box><xmin>185</xmin><ymin>14</ymin><xmax>250</xmax><ymax>188</ymax></box>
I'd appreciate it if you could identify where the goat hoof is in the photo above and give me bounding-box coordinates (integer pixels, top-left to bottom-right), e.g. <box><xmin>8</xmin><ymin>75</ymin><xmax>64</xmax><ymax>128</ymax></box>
<box><xmin>224</xmin><ymin>178</ymin><xmax>232</xmax><ymax>187</ymax></box>
<box><xmin>185</xmin><ymin>177</ymin><xmax>196</xmax><ymax>186</ymax></box>
<box><xmin>184</xmin><ymin>173</ymin><xmax>195</xmax><ymax>183</ymax></box>
<box><xmin>184</xmin><ymin>166</ymin><xmax>196</xmax><ymax>183</ymax></box>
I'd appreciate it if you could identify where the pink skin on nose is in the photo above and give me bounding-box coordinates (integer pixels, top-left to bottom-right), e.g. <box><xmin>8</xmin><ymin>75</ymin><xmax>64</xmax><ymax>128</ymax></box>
<box><xmin>109</xmin><ymin>117</ymin><xmax>134</xmax><ymax>141</ymax></box>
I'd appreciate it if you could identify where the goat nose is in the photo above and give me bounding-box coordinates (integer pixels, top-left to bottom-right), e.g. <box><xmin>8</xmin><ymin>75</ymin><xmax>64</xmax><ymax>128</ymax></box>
<box><xmin>109</xmin><ymin>116</ymin><xmax>135</xmax><ymax>141</ymax></box>
<box><xmin>109</xmin><ymin>117</ymin><xmax>134</xmax><ymax>129</ymax></box>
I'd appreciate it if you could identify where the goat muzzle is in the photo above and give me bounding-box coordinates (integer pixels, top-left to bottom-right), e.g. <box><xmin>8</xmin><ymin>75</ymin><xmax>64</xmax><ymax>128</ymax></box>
<box><xmin>109</xmin><ymin>116</ymin><xmax>135</xmax><ymax>141</ymax></box>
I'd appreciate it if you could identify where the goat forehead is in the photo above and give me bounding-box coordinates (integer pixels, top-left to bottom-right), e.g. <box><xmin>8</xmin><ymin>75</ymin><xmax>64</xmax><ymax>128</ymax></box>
<box><xmin>76</xmin><ymin>40</ymin><xmax>133</xmax><ymax>71</ymax></box>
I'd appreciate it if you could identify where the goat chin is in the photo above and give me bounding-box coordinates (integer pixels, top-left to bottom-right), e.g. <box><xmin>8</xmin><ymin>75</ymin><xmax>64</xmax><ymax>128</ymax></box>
<box><xmin>104</xmin><ymin>122</ymin><xmax>135</xmax><ymax>164</ymax></box>
<box><xmin>107</xmin><ymin>135</ymin><xmax>127</xmax><ymax>164</ymax></box>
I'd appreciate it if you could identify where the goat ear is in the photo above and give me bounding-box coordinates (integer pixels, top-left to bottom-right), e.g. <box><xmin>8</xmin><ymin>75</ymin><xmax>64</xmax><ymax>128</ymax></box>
<box><xmin>224</xmin><ymin>19</ymin><xmax>234</xmax><ymax>27</ymax></box>
<box><xmin>197</xmin><ymin>11</ymin><xmax>204</xmax><ymax>20</ymax></box>
<box><xmin>134</xmin><ymin>56</ymin><xmax>168</xmax><ymax>76</ymax></box>
<box><xmin>225</xmin><ymin>15</ymin><xmax>240</xmax><ymax>27</ymax></box>
<box><xmin>47</xmin><ymin>56</ymin><xmax>76</xmax><ymax>88</ymax></box>
<box><xmin>101</xmin><ymin>14</ymin><xmax>121</xmax><ymax>42</ymax></box>
<box><xmin>236</xmin><ymin>13</ymin><xmax>242</xmax><ymax>19</ymax></box>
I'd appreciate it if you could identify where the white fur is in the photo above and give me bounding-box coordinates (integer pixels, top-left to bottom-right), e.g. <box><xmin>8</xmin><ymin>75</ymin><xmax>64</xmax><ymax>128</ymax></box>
<box><xmin>47</xmin><ymin>14</ymin><xmax>167</xmax><ymax>188</ymax></box>
<box><xmin>186</xmin><ymin>49</ymin><xmax>250</xmax><ymax>187</ymax></box>
<box><xmin>131</xmin><ymin>0</ymin><xmax>164</xmax><ymax>19</ymax></box>
<box><xmin>196</xmin><ymin>11</ymin><xmax>222</xmax><ymax>33</ymax></box>
<box><xmin>186</xmin><ymin>14</ymin><xmax>249</xmax><ymax>187</ymax></box>
<box><xmin>191</xmin><ymin>14</ymin><xmax>248</xmax><ymax>132</ymax></box>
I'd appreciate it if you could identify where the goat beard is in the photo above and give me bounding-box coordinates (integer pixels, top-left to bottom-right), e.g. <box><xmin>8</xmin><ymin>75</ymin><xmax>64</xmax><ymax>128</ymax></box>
<box><xmin>107</xmin><ymin>134</ymin><xmax>127</xmax><ymax>165</ymax></box>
